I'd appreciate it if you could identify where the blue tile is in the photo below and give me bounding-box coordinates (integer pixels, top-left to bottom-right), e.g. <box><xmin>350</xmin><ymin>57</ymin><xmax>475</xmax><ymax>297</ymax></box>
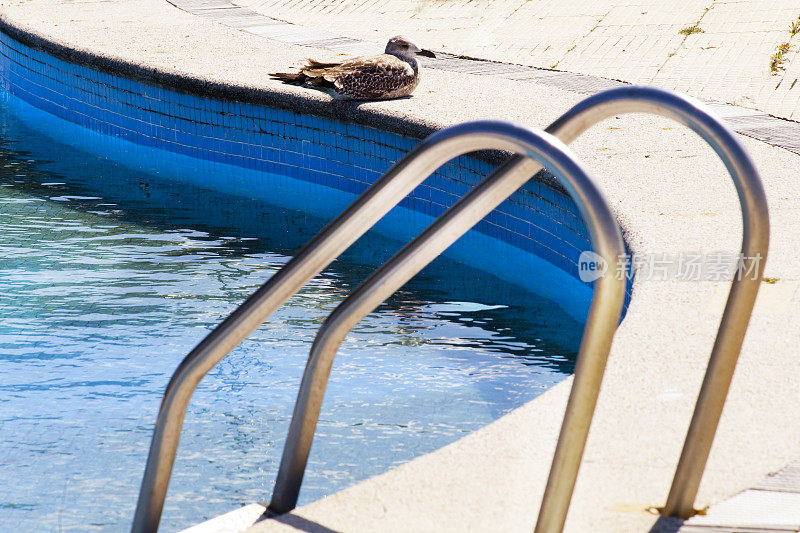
<box><xmin>0</xmin><ymin>31</ymin><xmax>605</xmax><ymax>292</ymax></box>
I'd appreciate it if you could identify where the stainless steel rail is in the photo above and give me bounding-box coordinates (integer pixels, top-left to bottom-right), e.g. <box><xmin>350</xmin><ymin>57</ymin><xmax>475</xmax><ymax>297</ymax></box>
<box><xmin>543</xmin><ymin>87</ymin><xmax>769</xmax><ymax>522</ymax></box>
<box><xmin>269</xmin><ymin>129</ymin><xmax>627</xmax><ymax>516</ymax></box>
<box><xmin>134</xmin><ymin>86</ymin><xmax>768</xmax><ymax>533</ymax></box>
<box><xmin>268</xmin><ymin>87</ymin><xmax>769</xmax><ymax>531</ymax></box>
<box><xmin>131</xmin><ymin>120</ymin><xmax>626</xmax><ymax>533</ymax></box>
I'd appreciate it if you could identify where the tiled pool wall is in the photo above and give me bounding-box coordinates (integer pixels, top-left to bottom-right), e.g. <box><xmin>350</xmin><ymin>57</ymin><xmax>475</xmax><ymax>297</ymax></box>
<box><xmin>0</xmin><ymin>27</ymin><xmax>629</xmax><ymax>321</ymax></box>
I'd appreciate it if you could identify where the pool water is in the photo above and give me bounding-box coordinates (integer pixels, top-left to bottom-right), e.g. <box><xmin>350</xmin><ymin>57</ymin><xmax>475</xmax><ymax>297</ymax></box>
<box><xmin>0</xmin><ymin>95</ymin><xmax>582</xmax><ymax>531</ymax></box>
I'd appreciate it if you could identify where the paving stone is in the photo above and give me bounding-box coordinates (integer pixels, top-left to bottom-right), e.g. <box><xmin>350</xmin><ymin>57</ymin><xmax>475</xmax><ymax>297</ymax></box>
<box><xmin>680</xmin><ymin>490</ymin><xmax>800</xmax><ymax>531</ymax></box>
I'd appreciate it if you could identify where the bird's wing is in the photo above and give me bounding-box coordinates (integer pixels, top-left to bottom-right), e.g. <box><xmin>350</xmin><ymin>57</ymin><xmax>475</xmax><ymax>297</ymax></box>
<box><xmin>322</xmin><ymin>55</ymin><xmax>415</xmax><ymax>98</ymax></box>
<box><xmin>304</xmin><ymin>58</ymin><xmax>343</xmax><ymax>69</ymax></box>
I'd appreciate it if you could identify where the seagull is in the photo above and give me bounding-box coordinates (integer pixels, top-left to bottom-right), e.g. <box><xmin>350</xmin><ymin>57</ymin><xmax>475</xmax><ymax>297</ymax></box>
<box><xmin>270</xmin><ymin>36</ymin><xmax>436</xmax><ymax>100</ymax></box>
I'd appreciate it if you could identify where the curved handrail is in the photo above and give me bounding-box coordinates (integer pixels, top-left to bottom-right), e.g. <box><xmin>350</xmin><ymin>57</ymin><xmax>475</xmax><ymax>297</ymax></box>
<box><xmin>131</xmin><ymin>120</ymin><xmax>623</xmax><ymax>532</ymax></box>
<box><xmin>544</xmin><ymin>86</ymin><xmax>769</xmax><ymax>522</ymax></box>
<box><xmin>269</xmin><ymin>129</ymin><xmax>626</xmax><ymax>514</ymax></box>
<box><xmin>270</xmin><ymin>87</ymin><xmax>769</xmax><ymax>531</ymax></box>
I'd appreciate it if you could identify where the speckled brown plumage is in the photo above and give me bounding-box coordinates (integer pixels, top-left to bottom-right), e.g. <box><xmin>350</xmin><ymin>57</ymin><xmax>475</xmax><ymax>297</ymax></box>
<box><xmin>271</xmin><ymin>37</ymin><xmax>435</xmax><ymax>100</ymax></box>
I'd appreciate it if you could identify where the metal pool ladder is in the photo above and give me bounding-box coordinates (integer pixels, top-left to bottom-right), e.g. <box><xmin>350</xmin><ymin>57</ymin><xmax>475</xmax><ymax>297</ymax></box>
<box><xmin>132</xmin><ymin>86</ymin><xmax>768</xmax><ymax>532</ymax></box>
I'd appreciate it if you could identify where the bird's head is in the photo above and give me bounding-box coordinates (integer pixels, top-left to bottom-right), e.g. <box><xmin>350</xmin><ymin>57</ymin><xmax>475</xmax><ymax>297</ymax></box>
<box><xmin>385</xmin><ymin>36</ymin><xmax>436</xmax><ymax>59</ymax></box>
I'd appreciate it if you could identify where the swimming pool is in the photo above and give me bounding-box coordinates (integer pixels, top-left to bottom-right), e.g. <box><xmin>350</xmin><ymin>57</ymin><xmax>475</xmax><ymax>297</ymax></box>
<box><xmin>0</xmin><ymin>20</ymin><xmax>629</xmax><ymax>530</ymax></box>
<box><xmin>0</xmin><ymin>90</ymin><xmax>587</xmax><ymax>531</ymax></box>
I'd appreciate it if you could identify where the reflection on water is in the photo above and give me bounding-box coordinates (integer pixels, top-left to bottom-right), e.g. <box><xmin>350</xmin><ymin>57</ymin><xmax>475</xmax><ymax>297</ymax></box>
<box><xmin>0</xmin><ymin>95</ymin><xmax>581</xmax><ymax>531</ymax></box>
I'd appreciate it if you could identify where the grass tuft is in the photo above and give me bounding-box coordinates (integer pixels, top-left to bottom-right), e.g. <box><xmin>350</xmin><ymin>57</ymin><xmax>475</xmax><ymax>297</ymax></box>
<box><xmin>679</xmin><ymin>25</ymin><xmax>704</xmax><ymax>36</ymax></box>
<box><xmin>770</xmin><ymin>43</ymin><xmax>791</xmax><ymax>74</ymax></box>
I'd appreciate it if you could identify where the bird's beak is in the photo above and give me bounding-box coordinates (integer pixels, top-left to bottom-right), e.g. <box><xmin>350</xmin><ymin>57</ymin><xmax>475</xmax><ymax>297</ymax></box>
<box><xmin>417</xmin><ymin>49</ymin><xmax>436</xmax><ymax>58</ymax></box>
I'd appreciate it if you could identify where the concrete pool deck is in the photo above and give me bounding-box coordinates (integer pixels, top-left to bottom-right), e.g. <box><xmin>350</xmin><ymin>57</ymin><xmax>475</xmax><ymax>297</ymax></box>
<box><xmin>1</xmin><ymin>0</ymin><xmax>799</xmax><ymax>531</ymax></box>
<box><xmin>232</xmin><ymin>0</ymin><xmax>800</xmax><ymax>122</ymax></box>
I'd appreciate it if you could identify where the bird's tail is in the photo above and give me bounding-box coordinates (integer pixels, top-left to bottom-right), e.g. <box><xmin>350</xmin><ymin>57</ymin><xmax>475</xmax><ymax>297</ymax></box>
<box><xmin>271</xmin><ymin>57</ymin><xmax>344</xmax><ymax>85</ymax></box>
<box><xmin>269</xmin><ymin>71</ymin><xmax>307</xmax><ymax>84</ymax></box>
